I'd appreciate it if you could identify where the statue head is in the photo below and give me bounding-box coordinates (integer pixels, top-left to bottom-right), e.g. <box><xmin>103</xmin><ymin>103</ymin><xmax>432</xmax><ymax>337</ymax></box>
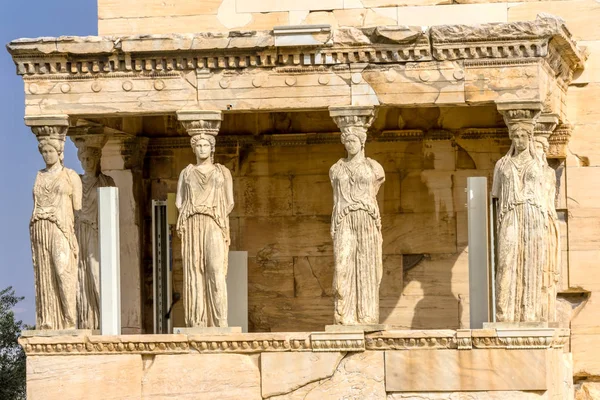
<box><xmin>37</xmin><ymin>136</ymin><xmax>65</xmax><ymax>167</ymax></box>
<box><xmin>503</xmin><ymin>109</ymin><xmax>537</xmax><ymax>156</ymax></box>
<box><xmin>191</xmin><ymin>133</ymin><xmax>216</xmax><ymax>163</ymax></box>
<box><xmin>72</xmin><ymin>135</ymin><xmax>107</xmax><ymax>176</ymax></box>
<box><xmin>77</xmin><ymin>147</ymin><xmax>102</xmax><ymax>175</ymax></box>
<box><xmin>341</xmin><ymin>127</ymin><xmax>367</xmax><ymax>157</ymax></box>
<box><xmin>533</xmin><ymin>135</ymin><xmax>550</xmax><ymax>162</ymax></box>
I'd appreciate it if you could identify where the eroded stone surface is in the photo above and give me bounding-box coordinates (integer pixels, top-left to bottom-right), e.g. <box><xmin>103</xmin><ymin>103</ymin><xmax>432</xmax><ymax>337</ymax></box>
<box><xmin>142</xmin><ymin>354</ymin><xmax>261</xmax><ymax>399</ymax></box>
<box><xmin>261</xmin><ymin>352</ymin><xmax>345</xmax><ymax>397</ymax></box>
<box><xmin>27</xmin><ymin>354</ymin><xmax>142</xmax><ymax>400</ymax></box>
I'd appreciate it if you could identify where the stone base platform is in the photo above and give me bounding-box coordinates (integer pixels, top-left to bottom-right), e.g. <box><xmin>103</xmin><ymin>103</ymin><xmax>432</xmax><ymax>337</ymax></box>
<box><xmin>19</xmin><ymin>328</ymin><xmax>573</xmax><ymax>400</ymax></box>
<box><xmin>173</xmin><ymin>326</ymin><xmax>242</xmax><ymax>334</ymax></box>
<box><xmin>325</xmin><ymin>324</ymin><xmax>390</xmax><ymax>332</ymax></box>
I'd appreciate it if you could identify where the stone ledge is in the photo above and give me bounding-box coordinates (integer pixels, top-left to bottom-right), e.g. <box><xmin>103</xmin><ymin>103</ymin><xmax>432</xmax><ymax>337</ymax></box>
<box><xmin>18</xmin><ymin>328</ymin><xmax>570</xmax><ymax>356</ymax></box>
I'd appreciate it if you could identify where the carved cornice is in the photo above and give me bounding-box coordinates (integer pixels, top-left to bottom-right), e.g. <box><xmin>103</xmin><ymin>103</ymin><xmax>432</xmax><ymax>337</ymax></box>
<box><xmin>18</xmin><ymin>328</ymin><xmax>570</xmax><ymax>356</ymax></box>
<box><xmin>430</xmin><ymin>16</ymin><xmax>585</xmax><ymax>71</ymax></box>
<box><xmin>7</xmin><ymin>18</ymin><xmax>585</xmax><ymax>87</ymax></box>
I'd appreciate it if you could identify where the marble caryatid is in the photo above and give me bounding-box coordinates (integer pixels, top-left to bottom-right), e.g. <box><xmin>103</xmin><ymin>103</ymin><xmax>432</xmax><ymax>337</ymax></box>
<box><xmin>176</xmin><ymin>131</ymin><xmax>234</xmax><ymax>328</ymax></box>
<box><xmin>534</xmin><ymin>135</ymin><xmax>561</xmax><ymax>323</ymax></box>
<box><xmin>30</xmin><ymin>129</ymin><xmax>82</xmax><ymax>330</ymax></box>
<box><xmin>492</xmin><ymin>108</ymin><xmax>549</xmax><ymax>323</ymax></box>
<box><xmin>329</xmin><ymin>106</ymin><xmax>385</xmax><ymax>325</ymax></box>
<box><xmin>72</xmin><ymin>135</ymin><xmax>115</xmax><ymax>330</ymax></box>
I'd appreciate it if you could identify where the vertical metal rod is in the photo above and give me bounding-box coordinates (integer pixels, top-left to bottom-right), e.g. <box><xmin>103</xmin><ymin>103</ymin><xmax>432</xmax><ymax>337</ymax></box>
<box><xmin>99</xmin><ymin>187</ymin><xmax>121</xmax><ymax>336</ymax></box>
<box><xmin>467</xmin><ymin>177</ymin><xmax>490</xmax><ymax>328</ymax></box>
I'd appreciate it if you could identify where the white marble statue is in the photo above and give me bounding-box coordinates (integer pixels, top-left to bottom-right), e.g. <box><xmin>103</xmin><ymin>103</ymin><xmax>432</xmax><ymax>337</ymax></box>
<box><xmin>492</xmin><ymin>110</ymin><xmax>548</xmax><ymax>323</ymax></box>
<box><xmin>176</xmin><ymin>133</ymin><xmax>234</xmax><ymax>327</ymax></box>
<box><xmin>72</xmin><ymin>136</ymin><xmax>115</xmax><ymax>330</ymax></box>
<box><xmin>330</xmin><ymin>127</ymin><xmax>385</xmax><ymax>325</ymax></box>
<box><xmin>30</xmin><ymin>134</ymin><xmax>82</xmax><ymax>330</ymax></box>
<box><xmin>534</xmin><ymin>136</ymin><xmax>560</xmax><ymax>323</ymax></box>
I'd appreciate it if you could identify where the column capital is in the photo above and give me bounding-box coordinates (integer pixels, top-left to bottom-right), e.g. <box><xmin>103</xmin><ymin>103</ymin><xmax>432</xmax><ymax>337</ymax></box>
<box><xmin>176</xmin><ymin>110</ymin><xmax>223</xmax><ymax>136</ymax></box>
<box><xmin>496</xmin><ymin>101</ymin><xmax>543</xmax><ymax>134</ymax></box>
<box><xmin>534</xmin><ymin>113</ymin><xmax>560</xmax><ymax>139</ymax></box>
<box><xmin>547</xmin><ymin>124</ymin><xmax>573</xmax><ymax>159</ymax></box>
<box><xmin>24</xmin><ymin>115</ymin><xmax>70</xmax><ymax>139</ymax></box>
<box><xmin>329</xmin><ymin>106</ymin><xmax>376</xmax><ymax>134</ymax></box>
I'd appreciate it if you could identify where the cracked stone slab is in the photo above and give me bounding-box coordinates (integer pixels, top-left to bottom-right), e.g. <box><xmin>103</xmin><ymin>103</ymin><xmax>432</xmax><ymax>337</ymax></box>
<box><xmin>261</xmin><ymin>352</ymin><xmax>345</xmax><ymax>398</ymax></box>
<box><xmin>269</xmin><ymin>351</ymin><xmax>385</xmax><ymax>400</ymax></box>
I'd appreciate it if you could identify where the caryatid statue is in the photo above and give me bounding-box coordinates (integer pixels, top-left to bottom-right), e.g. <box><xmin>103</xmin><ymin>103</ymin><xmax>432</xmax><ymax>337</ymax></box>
<box><xmin>532</xmin><ymin>116</ymin><xmax>561</xmax><ymax>323</ymax></box>
<box><xmin>72</xmin><ymin>135</ymin><xmax>115</xmax><ymax>330</ymax></box>
<box><xmin>329</xmin><ymin>106</ymin><xmax>385</xmax><ymax>325</ymax></box>
<box><xmin>27</xmin><ymin>116</ymin><xmax>82</xmax><ymax>330</ymax></box>
<box><xmin>492</xmin><ymin>104</ymin><xmax>550</xmax><ymax>323</ymax></box>
<box><xmin>175</xmin><ymin>111</ymin><xmax>234</xmax><ymax>328</ymax></box>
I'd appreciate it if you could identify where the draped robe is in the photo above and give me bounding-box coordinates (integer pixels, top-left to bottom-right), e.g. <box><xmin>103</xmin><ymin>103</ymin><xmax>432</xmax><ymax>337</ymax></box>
<box><xmin>176</xmin><ymin>164</ymin><xmax>233</xmax><ymax>327</ymax></box>
<box><xmin>30</xmin><ymin>166</ymin><xmax>81</xmax><ymax>330</ymax></box>
<box><xmin>330</xmin><ymin>157</ymin><xmax>385</xmax><ymax>325</ymax></box>
<box><xmin>492</xmin><ymin>150</ymin><xmax>547</xmax><ymax>322</ymax></box>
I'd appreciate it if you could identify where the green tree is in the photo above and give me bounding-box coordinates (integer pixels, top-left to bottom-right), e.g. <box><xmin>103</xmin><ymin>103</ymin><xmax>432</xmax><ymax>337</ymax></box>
<box><xmin>0</xmin><ymin>287</ymin><xmax>26</xmax><ymax>400</ymax></box>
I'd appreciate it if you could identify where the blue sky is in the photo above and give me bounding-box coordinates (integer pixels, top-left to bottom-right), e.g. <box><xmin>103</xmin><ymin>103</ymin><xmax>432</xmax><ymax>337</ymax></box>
<box><xmin>0</xmin><ymin>1</ymin><xmax>97</xmax><ymax>324</ymax></box>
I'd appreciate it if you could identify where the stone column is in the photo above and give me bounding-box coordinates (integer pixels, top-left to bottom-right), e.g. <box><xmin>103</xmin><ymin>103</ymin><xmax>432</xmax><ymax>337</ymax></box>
<box><xmin>101</xmin><ymin>134</ymin><xmax>148</xmax><ymax>334</ymax></box>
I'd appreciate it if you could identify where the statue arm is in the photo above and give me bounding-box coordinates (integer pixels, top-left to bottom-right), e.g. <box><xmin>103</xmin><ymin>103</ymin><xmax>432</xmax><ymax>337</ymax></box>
<box><xmin>329</xmin><ymin>164</ymin><xmax>338</xmax><ymax>239</ymax></box>
<box><xmin>175</xmin><ymin>167</ymin><xmax>186</xmax><ymax>210</ymax></box>
<box><xmin>69</xmin><ymin>170</ymin><xmax>83</xmax><ymax>212</ymax></box>
<box><xmin>369</xmin><ymin>158</ymin><xmax>386</xmax><ymax>192</ymax></box>
<box><xmin>491</xmin><ymin>160</ymin><xmax>502</xmax><ymax>199</ymax></box>
<box><xmin>222</xmin><ymin>166</ymin><xmax>235</xmax><ymax>215</ymax></box>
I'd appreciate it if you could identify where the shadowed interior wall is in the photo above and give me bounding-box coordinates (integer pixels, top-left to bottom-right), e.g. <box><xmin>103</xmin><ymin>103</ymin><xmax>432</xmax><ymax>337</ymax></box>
<box><xmin>139</xmin><ymin>107</ymin><xmax>517</xmax><ymax>332</ymax></box>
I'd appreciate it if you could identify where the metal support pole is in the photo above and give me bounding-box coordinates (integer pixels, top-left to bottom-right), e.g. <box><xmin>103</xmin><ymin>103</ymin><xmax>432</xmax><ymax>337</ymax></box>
<box><xmin>99</xmin><ymin>187</ymin><xmax>121</xmax><ymax>335</ymax></box>
<box><xmin>467</xmin><ymin>177</ymin><xmax>490</xmax><ymax>328</ymax></box>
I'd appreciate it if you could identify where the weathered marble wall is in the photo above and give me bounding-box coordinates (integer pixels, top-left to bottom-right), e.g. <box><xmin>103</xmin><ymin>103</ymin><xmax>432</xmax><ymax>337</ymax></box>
<box><xmin>141</xmin><ymin>107</ymin><xmax>511</xmax><ymax>333</ymax></box>
<box><xmin>19</xmin><ymin>329</ymin><xmax>572</xmax><ymax>400</ymax></box>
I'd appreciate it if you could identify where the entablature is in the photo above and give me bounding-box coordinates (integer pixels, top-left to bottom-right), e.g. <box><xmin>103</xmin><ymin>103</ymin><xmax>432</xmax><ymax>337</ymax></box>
<box><xmin>6</xmin><ymin>15</ymin><xmax>586</xmax><ymax>122</ymax></box>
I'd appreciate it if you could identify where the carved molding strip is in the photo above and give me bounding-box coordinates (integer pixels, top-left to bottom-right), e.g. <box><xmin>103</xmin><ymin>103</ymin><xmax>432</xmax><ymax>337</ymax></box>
<box><xmin>18</xmin><ymin>329</ymin><xmax>570</xmax><ymax>356</ymax></box>
<box><xmin>145</xmin><ymin>127</ymin><xmax>516</xmax><ymax>154</ymax></box>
